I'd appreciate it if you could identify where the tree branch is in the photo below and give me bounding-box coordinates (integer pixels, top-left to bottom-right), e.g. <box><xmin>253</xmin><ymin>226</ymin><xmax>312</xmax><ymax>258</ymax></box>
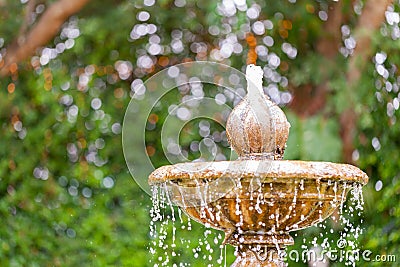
<box><xmin>0</xmin><ymin>0</ymin><xmax>91</xmax><ymax>77</ymax></box>
<box><xmin>316</xmin><ymin>1</ymin><xmax>344</xmax><ymax>59</ymax></box>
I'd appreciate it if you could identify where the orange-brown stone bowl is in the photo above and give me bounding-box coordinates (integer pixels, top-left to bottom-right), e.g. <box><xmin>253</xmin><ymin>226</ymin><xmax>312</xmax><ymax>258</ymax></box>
<box><xmin>149</xmin><ymin>160</ymin><xmax>368</xmax><ymax>267</ymax></box>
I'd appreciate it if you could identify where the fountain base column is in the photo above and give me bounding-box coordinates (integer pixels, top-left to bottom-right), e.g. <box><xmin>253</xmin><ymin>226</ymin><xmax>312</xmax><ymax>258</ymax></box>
<box><xmin>224</xmin><ymin>233</ymin><xmax>293</xmax><ymax>267</ymax></box>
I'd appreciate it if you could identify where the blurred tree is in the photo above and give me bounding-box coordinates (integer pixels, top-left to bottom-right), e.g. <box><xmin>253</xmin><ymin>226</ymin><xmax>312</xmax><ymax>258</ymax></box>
<box><xmin>0</xmin><ymin>0</ymin><xmax>399</xmax><ymax>266</ymax></box>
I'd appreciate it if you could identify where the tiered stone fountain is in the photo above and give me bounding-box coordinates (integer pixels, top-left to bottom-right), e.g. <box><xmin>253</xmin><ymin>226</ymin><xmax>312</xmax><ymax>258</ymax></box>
<box><xmin>149</xmin><ymin>65</ymin><xmax>368</xmax><ymax>266</ymax></box>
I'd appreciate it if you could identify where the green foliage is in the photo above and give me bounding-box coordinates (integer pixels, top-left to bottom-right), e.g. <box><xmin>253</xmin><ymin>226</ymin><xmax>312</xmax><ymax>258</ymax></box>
<box><xmin>355</xmin><ymin>26</ymin><xmax>400</xmax><ymax>265</ymax></box>
<box><xmin>285</xmin><ymin>111</ymin><xmax>342</xmax><ymax>162</ymax></box>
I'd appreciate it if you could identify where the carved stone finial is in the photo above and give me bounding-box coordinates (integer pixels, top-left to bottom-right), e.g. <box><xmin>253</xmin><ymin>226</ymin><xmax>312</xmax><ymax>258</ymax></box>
<box><xmin>226</xmin><ymin>65</ymin><xmax>290</xmax><ymax>160</ymax></box>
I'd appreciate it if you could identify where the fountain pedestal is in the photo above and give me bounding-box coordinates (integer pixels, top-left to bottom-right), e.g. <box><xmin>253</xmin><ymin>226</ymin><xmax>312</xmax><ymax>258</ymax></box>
<box><xmin>148</xmin><ymin>65</ymin><xmax>368</xmax><ymax>266</ymax></box>
<box><xmin>228</xmin><ymin>233</ymin><xmax>293</xmax><ymax>267</ymax></box>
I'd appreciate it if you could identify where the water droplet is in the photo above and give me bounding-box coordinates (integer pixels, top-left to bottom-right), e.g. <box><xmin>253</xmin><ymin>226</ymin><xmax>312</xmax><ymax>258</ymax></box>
<box><xmin>375</xmin><ymin>180</ymin><xmax>383</xmax><ymax>191</ymax></box>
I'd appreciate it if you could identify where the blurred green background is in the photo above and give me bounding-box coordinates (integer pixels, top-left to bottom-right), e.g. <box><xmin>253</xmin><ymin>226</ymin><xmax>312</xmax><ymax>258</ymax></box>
<box><xmin>0</xmin><ymin>0</ymin><xmax>399</xmax><ymax>266</ymax></box>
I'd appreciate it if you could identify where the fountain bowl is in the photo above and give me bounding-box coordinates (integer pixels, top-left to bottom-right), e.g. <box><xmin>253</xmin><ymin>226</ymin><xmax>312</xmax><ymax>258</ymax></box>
<box><xmin>149</xmin><ymin>159</ymin><xmax>368</xmax><ymax>266</ymax></box>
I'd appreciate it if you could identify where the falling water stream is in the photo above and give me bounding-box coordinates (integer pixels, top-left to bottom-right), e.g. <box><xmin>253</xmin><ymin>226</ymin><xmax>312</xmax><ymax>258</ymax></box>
<box><xmin>150</xmin><ymin>183</ymin><xmax>226</xmax><ymax>267</ymax></box>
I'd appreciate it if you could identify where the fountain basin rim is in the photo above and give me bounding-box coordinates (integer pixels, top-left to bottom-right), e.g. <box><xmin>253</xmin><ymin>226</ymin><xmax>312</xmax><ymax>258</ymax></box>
<box><xmin>148</xmin><ymin>160</ymin><xmax>368</xmax><ymax>185</ymax></box>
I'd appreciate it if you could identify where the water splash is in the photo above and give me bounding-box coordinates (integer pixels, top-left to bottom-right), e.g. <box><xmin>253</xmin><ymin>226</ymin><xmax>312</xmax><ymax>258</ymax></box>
<box><xmin>150</xmin><ymin>185</ymin><xmax>227</xmax><ymax>266</ymax></box>
<box><xmin>296</xmin><ymin>183</ymin><xmax>365</xmax><ymax>267</ymax></box>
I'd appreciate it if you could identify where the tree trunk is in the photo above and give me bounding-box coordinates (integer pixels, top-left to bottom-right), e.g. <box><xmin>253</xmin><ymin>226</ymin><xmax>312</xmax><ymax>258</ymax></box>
<box><xmin>289</xmin><ymin>1</ymin><xmax>343</xmax><ymax>117</ymax></box>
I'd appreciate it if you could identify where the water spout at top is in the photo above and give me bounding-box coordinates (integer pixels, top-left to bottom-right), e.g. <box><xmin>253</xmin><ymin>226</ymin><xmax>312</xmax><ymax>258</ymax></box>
<box><xmin>246</xmin><ymin>64</ymin><xmax>264</xmax><ymax>96</ymax></box>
